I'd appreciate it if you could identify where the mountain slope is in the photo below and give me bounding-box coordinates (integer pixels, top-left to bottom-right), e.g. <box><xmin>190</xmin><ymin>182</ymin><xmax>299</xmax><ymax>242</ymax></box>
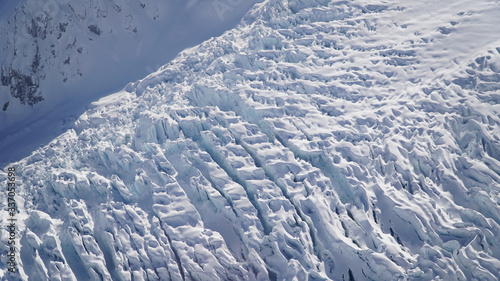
<box><xmin>2</xmin><ymin>0</ymin><xmax>500</xmax><ymax>280</ymax></box>
<box><xmin>0</xmin><ymin>0</ymin><xmax>259</xmax><ymax>134</ymax></box>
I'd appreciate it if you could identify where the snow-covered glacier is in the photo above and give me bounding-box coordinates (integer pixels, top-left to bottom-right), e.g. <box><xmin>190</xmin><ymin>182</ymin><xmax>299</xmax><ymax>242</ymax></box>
<box><xmin>2</xmin><ymin>0</ymin><xmax>500</xmax><ymax>280</ymax></box>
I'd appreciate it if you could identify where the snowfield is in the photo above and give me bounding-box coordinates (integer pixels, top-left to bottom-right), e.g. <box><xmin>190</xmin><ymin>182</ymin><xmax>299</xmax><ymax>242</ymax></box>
<box><xmin>2</xmin><ymin>0</ymin><xmax>500</xmax><ymax>280</ymax></box>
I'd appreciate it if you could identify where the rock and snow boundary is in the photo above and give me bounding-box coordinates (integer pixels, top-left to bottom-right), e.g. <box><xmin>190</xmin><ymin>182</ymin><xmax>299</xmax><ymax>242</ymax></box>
<box><xmin>0</xmin><ymin>0</ymin><xmax>260</xmax><ymax>142</ymax></box>
<box><xmin>2</xmin><ymin>0</ymin><xmax>500</xmax><ymax>280</ymax></box>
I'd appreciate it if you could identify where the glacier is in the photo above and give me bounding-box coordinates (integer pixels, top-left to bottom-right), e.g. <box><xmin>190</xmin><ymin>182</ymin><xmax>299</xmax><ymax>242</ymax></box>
<box><xmin>2</xmin><ymin>0</ymin><xmax>500</xmax><ymax>280</ymax></box>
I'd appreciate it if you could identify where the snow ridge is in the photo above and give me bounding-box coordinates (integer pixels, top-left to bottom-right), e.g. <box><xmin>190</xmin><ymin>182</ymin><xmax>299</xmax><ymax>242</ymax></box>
<box><xmin>2</xmin><ymin>0</ymin><xmax>500</xmax><ymax>280</ymax></box>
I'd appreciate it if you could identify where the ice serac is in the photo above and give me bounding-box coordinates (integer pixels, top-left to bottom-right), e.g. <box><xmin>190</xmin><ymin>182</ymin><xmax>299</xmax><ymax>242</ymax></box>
<box><xmin>1</xmin><ymin>0</ymin><xmax>500</xmax><ymax>280</ymax></box>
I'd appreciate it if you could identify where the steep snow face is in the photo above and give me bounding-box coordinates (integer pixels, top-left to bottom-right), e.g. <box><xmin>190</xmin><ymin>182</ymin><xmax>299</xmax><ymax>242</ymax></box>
<box><xmin>0</xmin><ymin>0</ymin><xmax>260</xmax><ymax>133</ymax></box>
<box><xmin>0</xmin><ymin>0</ymin><xmax>20</xmax><ymax>19</ymax></box>
<box><xmin>2</xmin><ymin>0</ymin><xmax>500</xmax><ymax>280</ymax></box>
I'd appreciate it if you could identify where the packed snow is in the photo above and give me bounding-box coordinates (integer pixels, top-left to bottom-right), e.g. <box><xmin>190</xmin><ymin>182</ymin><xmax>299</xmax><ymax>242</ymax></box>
<box><xmin>2</xmin><ymin>0</ymin><xmax>500</xmax><ymax>280</ymax></box>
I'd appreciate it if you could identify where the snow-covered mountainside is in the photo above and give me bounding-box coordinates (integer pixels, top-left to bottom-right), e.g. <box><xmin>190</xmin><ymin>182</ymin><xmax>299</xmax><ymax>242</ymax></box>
<box><xmin>2</xmin><ymin>0</ymin><xmax>500</xmax><ymax>280</ymax></box>
<box><xmin>0</xmin><ymin>0</ymin><xmax>259</xmax><ymax>134</ymax></box>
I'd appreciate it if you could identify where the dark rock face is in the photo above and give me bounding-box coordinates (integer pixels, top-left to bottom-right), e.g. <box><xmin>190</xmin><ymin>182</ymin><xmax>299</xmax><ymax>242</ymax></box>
<box><xmin>1</xmin><ymin>68</ymin><xmax>43</xmax><ymax>106</ymax></box>
<box><xmin>2</xmin><ymin>9</ymin><xmax>48</xmax><ymax>107</ymax></box>
<box><xmin>88</xmin><ymin>24</ymin><xmax>101</xmax><ymax>36</ymax></box>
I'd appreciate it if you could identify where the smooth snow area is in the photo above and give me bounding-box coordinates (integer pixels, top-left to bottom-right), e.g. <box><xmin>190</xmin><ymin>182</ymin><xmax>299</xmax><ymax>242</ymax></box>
<box><xmin>0</xmin><ymin>0</ymin><xmax>20</xmax><ymax>19</ymax></box>
<box><xmin>2</xmin><ymin>0</ymin><xmax>500</xmax><ymax>280</ymax></box>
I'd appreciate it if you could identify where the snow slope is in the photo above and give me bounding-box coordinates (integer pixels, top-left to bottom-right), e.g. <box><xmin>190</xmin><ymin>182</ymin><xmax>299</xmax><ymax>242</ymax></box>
<box><xmin>0</xmin><ymin>0</ymin><xmax>260</xmax><ymax>139</ymax></box>
<box><xmin>0</xmin><ymin>0</ymin><xmax>20</xmax><ymax>20</ymax></box>
<box><xmin>2</xmin><ymin>0</ymin><xmax>500</xmax><ymax>280</ymax></box>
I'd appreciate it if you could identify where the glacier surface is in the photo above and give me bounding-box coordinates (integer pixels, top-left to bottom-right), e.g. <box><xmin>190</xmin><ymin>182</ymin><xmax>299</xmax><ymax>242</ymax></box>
<box><xmin>2</xmin><ymin>0</ymin><xmax>500</xmax><ymax>280</ymax></box>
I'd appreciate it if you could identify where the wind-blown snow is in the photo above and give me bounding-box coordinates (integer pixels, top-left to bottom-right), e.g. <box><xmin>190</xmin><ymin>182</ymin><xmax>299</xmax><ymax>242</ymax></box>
<box><xmin>2</xmin><ymin>0</ymin><xmax>500</xmax><ymax>280</ymax></box>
